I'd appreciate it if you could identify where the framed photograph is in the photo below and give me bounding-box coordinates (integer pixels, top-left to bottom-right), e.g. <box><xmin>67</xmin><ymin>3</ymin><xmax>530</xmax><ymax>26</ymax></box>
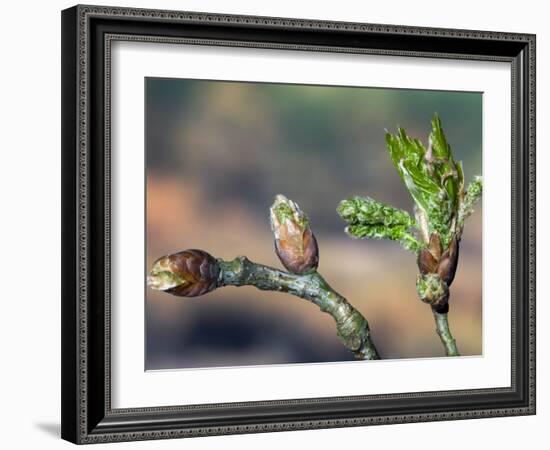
<box><xmin>61</xmin><ymin>4</ymin><xmax>536</xmax><ymax>444</ymax></box>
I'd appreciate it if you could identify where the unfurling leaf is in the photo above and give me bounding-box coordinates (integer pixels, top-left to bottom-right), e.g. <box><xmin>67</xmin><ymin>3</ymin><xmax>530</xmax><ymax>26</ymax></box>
<box><xmin>337</xmin><ymin>196</ymin><xmax>421</xmax><ymax>252</ymax></box>
<box><xmin>385</xmin><ymin>114</ymin><xmax>464</xmax><ymax>247</ymax></box>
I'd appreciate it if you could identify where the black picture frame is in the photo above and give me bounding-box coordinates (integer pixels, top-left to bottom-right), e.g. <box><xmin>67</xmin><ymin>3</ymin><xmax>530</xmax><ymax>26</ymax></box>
<box><xmin>61</xmin><ymin>4</ymin><xmax>536</xmax><ymax>444</ymax></box>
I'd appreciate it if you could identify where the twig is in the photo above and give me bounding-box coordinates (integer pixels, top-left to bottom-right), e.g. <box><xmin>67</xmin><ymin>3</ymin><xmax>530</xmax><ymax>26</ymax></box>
<box><xmin>432</xmin><ymin>309</ymin><xmax>460</xmax><ymax>356</ymax></box>
<box><xmin>149</xmin><ymin>195</ymin><xmax>381</xmax><ymax>361</ymax></box>
<box><xmin>218</xmin><ymin>256</ymin><xmax>380</xmax><ymax>360</ymax></box>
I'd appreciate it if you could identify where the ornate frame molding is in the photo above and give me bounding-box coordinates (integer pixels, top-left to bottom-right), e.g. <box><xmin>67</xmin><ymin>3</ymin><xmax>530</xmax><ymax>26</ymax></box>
<box><xmin>61</xmin><ymin>5</ymin><xmax>536</xmax><ymax>444</ymax></box>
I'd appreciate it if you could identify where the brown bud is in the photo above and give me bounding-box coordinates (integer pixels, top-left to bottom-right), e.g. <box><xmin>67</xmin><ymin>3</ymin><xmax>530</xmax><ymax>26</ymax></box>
<box><xmin>416</xmin><ymin>233</ymin><xmax>459</xmax><ymax>311</ymax></box>
<box><xmin>428</xmin><ymin>233</ymin><xmax>442</xmax><ymax>260</ymax></box>
<box><xmin>417</xmin><ymin>233</ymin><xmax>460</xmax><ymax>290</ymax></box>
<box><xmin>417</xmin><ymin>233</ymin><xmax>441</xmax><ymax>275</ymax></box>
<box><xmin>147</xmin><ymin>249</ymin><xmax>220</xmax><ymax>297</ymax></box>
<box><xmin>270</xmin><ymin>195</ymin><xmax>319</xmax><ymax>274</ymax></box>
<box><xmin>274</xmin><ymin>228</ymin><xmax>319</xmax><ymax>274</ymax></box>
<box><xmin>437</xmin><ymin>237</ymin><xmax>460</xmax><ymax>285</ymax></box>
<box><xmin>417</xmin><ymin>248</ymin><xmax>438</xmax><ymax>274</ymax></box>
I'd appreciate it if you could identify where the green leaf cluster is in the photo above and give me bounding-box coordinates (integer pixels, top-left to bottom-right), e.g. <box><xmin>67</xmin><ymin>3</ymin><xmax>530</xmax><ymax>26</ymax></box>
<box><xmin>337</xmin><ymin>114</ymin><xmax>482</xmax><ymax>255</ymax></box>
<box><xmin>337</xmin><ymin>196</ymin><xmax>421</xmax><ymax>251</ymax></box>
<box><xmin>458</xmin><ymin>175</ymin><xmax>483</xmax><ymax>228</ymax></box>
<box><xmin>385</xmin><ymin>115</ymin><xmax>464</xmax><ymax>246</ymax></box>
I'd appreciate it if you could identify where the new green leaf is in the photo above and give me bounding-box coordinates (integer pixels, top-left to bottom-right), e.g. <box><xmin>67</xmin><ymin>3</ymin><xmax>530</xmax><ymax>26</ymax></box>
<box><xmin>457</xmin><ymin>175</ymin><xmax>483</xmax><ymax>229</ymax></box>
<box><xmin>385</xmin><ymin>114</ymin><xmax>464</xmax><ymax>247</ymax></box>
<box><xmin>337</xmin><ymin>196</ymin><xmax>422</xmax><ymax>251</ymax></box>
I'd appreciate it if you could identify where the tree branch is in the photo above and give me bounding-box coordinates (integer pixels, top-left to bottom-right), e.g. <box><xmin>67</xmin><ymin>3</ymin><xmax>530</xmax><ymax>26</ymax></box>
<box><xmin>432</xmin><ymin>309</ymin><xmax>460</xmax><ymax>356</ymax></box>
<box><xmin>217</xmin><ymin>256</ymin><xmax>380</xmax><ymax>360</ymax></box>
<box><xmin>149</xmin><ymin>195</ymin><xmax>381</xmax><ymax>361</ymax></box>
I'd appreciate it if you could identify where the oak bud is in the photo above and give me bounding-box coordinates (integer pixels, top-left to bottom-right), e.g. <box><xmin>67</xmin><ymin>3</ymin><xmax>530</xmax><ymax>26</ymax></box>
<box><xmin>270</xmin><ymin>194</ymin><xmax>319</xmax><ymax>274</ymax></box>
<box><xmin>417</xmin><ymin>234</ymin><xmax>460</xmax><ymax>285</ymax></box>
<box><xmin>437</xmin><ymin>236</ymin><xmax>460</xmax><ymax>285</ymax></box>
<box><xmin>147</xmin><ymin>249</ymin><xmax>220</xmax><ymax>297</ymax></box>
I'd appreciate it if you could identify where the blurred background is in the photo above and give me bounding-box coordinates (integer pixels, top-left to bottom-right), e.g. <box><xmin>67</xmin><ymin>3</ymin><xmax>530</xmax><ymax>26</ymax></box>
<box><xmin>145</xmin><ymin>78</ymin><xmax>482</xmax><ymax>370</ymax></box>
